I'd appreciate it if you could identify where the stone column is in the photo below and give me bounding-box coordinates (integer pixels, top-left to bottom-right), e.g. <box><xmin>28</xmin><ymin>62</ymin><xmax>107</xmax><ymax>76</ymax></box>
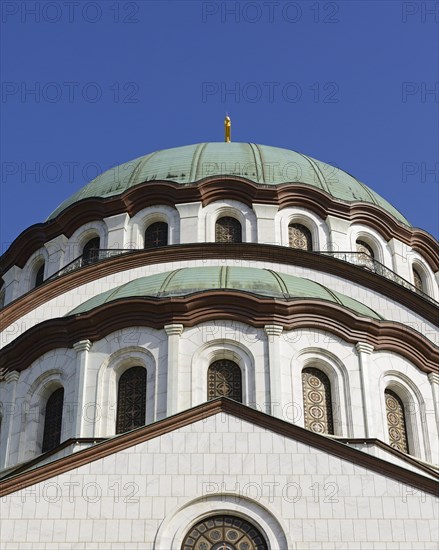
<box><xmin>73</xmin><ymin>340</ymin><xmax>92</xmax><ymax>437</ymax></box>
<box><xmin>253</xmin><ymin>204</ymin><xmax>279</xmax><ymax>245</ymax></box>
<box><xmin>164</xmin><ymin>324</ymin><xmax>184</xmax><ymax>416</ymax></box>
<box><xmin>44</xmin><ymin>234</ymin><xmax>69</xmax><ymax>278</ymax></box>
<box><xmin>2</xmin><ymin>265</ymin><xmax>22</xmax><ymax>304</ymax></box>
<box><xmin>175</xmin><ymin>202</ymin><xmax>201</xmax><ymax>243</ymax></box>
<box><xmin>264</xmin><ymin>324</ymin><xmax>283</xmax><ymax>418</ymax></box>
<box><xmin>428</xmin><ymin>373</ymin><xmax>439</xmax><ymax>428</ymax></box>
<box><xmin>104</xmin><ymin>213</ymin><xmax>130</xmax><ymax>249</ymax></box>
<box><xmin>355</xmin><ymin>342</ymin><xmax>375</xmax><ymax>438</ymax></box>
<box><xmin>325</xmin><ymin>215</ymin><xmax>351</xmax><ymax>252</ymax></box>
<box><xmin>388</xmin><ymin>238</ymin><xmax>412</xmax><ymax>282</ymax></box>
<box><xmin>0</xmin><ymin>370</ymin><xmax>20</xmax><ymax>469</ymax></box>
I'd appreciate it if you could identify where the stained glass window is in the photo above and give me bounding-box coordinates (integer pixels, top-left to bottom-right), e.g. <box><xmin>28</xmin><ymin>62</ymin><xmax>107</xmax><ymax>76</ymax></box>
<box><xmin>116</xmin><ymin>367</ymin><xmax>147</xmax><ymax>434</ymax></box>
<box><xmin>288</xmin><ymin>223</ymin><xmax>312</xmax><ymax>251</ymax></box>
<box><xmin>302</xmin><ymin>367</ymin><xmax>334</xmax><ymax>435</ymax></box>
<box><xmin>207</xmin><ymin>360</ymin><xmax>242</xmax><ymax>403</ymax></box>
<box><xmin>385</xmin><ymin>389</ymin><xmax>409</xmax><ymax>453</ymax></box>
<box><xmin>42</xmin><ymin>387</ymin><xmax>64</xmax><ymax>453</ymax></box>
<box><xmin>413</xmin><ymin>269</ymin><xmax>423</xmax><ymax>292</ymax></box>
<box><xmin>181</xmin><ymin>515</ymin><xmax>268</xmax><ymax>550</ymax></box>
<box><xmin>215</xmin><ymin>217</ymin><xmax>242</xmax><ymax>243</ymax></box>
<box><xmin>35</xmin><ymin>264</ymin><xmax>45</xmax><ymax>288</ymax></box>
<box><xmin>82</xmin><ymin>237</ymin><xmax>100</xmax><ymax>265</ymax></box>
<box><xmin>145</xmin><ymin>222</ymin><xmax>168</xmax><ymax>248</ymax></box>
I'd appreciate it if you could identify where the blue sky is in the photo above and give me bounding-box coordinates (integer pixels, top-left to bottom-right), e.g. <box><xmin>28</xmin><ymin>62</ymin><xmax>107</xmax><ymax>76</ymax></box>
<box><xmin>1</xmin><ymin>0</ymin><xmax>438</xmax><ymax>251</ymax></box>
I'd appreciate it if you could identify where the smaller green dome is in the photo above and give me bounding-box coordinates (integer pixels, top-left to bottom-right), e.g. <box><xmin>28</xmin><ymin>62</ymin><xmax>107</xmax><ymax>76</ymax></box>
<box><xmin>67</xmin><ymin>266</ymin><xmax>382</xmax><ymax>320</ymax></box>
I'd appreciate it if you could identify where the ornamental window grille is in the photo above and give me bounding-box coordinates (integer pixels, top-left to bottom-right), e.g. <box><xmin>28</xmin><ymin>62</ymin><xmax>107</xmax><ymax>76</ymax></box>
<box><xmin>207</xmin><ymin>360</ymin><xmax>242</xmax><ymax>403</ymax></box>
<box><xmin>145</xmin><ymin>222</ymin><xmax>168</xmax><ymax>249</ymax></box>
<box><xmin>215</xmin><ymin>216</ymin><xmax>242</xmax><ymax>243</ymax></box>
<box><xmin>34</xmin><ymin>263</ymin><xmax>45</xmax><ymax>288</ymax></box>
<box><xmin>288</xmin><ymin>223</ymin><xmax>313</xmax><ymax>251</ymax></box>
<box><xmin>181</xmin><ymin>515</ymin><xmax>268</xmax><ymax>550</ymax></box>
<box><xmin>82</xmin><ymin>237</ymin><xmax>100</xmax><ymax>265</ymax></box>
<box><xmin>42</xmin><ymin>387</ymin><xmax>64</xmax><ymax>453</ymax></box>
<box><xmin>116</xmin><ymin>367</ymin><xmax>147</xmax><ymax>434</ymax></box>
<box><xmin>302</xmin><ymin>367</ymin><xmax>334</xmax><ymax>435</ymax></box>
<box><xmin>385</xmin><ymin>389</ymin><xmax>409</xmax><ymax>453</ymax></box>
<box><xmin>413</xmin><ymin>268</ymin><xmax>423</xmax><ymax>292</ymax></box>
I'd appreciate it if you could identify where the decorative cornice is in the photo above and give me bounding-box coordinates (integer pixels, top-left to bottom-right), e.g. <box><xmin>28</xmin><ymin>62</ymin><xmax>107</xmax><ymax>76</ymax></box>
<box><xmin>0</xmin><ymin>293</ymin><xmax>437</xmax><ymax>375</ymax></box>
<box><xmin>355</xmin><ymin>342</ymin><xmax>375</xmax><ymax>355</ymax></box>
<box><xmin>4</xmin><ymin>370</ymin><xmax>19</xmax><ymax>384</ymax></box>
<box><xmin>428</xmin><ymin>373</ymin><xmax>439</xmax><ymax>385</ymax></box>
<box><xmin>0</xmin><ymin>399</ymin><xmax>437</xmax><ymax>497</ymax></box>
<box><xmin>72</xmin><ymin>339</ymin><xmax>92</xmax><ymax>353</ymax></box>
<box><xmin>164</xmin><ymin>324</ymin><xmax>184</xmax><ymax>336</ymax></box>
<box><xmin>264</xmin><ymin>324</ymin><xmax>284</xmax><ymax>337</ymax></box>
<box><xmin>1</xmin><ymin>245</ymin><xmax>438</xmax><ymax>331</ymax></box>
<box><xmin>1</xmin><ymin>177</ymin><xmax>438</xmax><ymax>274</ymax></box>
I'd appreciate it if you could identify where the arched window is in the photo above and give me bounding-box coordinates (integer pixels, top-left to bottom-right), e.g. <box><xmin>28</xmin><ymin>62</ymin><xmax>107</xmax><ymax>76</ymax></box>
<box><xmin>181</xmin><ymin>515</ymin><xmax>268</xmax><ymax>550</ymax></box>
<box><xmin>385</xmin><ymin>389</ymin><xmax>409</xmax><ymax>453</ymax></box>
<box><xmin>144</xmin><ymin>221</ymin><xmax>168</xmax><ymax>249</ymax></box>
<box><xmin>302</xmin><ymin>367</ymin><xmax>334</xmax><ymax>435</ymax></box>
<box><xmin>82</xmin><ymin>237</ymin><xmax>100</xmax><ymax>265</ymax></box>
<box><xmin>413</xmin><ymin>268</ymin><xmax>423</xmax><ymax>292</ymax></box>
<box><xmin>215</xmin><ymin>216</ymin><xmax>242</xmax><ymax>243</ymax></box>
<box><xmin>42</xmin><ymin>387</ymin><xmax>64</xmax><ymax>453</ymax></box>
<box><xmin>34</xmin><ymin>263</ymin><xmax>45</xmax><ymax>288</ymax></box>
<box><xmin>207</xmin><ymin>359</ymin><xmax>242</xmax><ymax>402</ymax></box>
<box><xmin>288</xmin><ymin>223</ymin><xmax>313</xmax><ymax>251</ymax></box>
<box><xmin>356</xmin><ymin>239</ymin><xmax>375</xmax><ymax>269</ymax></box>
<box><xmin>116</xmin><ymin>367</ymin><xmax>147</xmax><ymax>434</ymax></box>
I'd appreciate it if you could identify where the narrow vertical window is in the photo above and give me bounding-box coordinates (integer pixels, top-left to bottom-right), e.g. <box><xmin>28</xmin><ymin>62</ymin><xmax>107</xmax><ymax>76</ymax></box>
<box><xmin>288</xmin><ymin>223</ymin><xmax>312</xmax><ymax>251</ymax></box>
<box><xmin>35</xmin><ymin>263</ymin><xmax>45</xmax><ymax>288</ymax></box>
<box><xmin>413</xmin><ymin>268</ymin><xmax>423</xmax><ymax>292</ymax></box>
<box><xmin>144</xmin><ymin>222</ymin><xmax>168</xmax><ymax>249</ymax></box>
<box><xmin>385</xmin><ymin>389</ymin><xmax>409</xmax><ymax>453</ymax></box>
<box><xmin>0</xmin><ymin>282</ymin><xmax>5</xmax><ymax>308</ymax></box>
<box><xmin>215</xmin><ymin>217</ymin><xmax>242</xmax><ymax>243</ymax></box>
<box><xmin>116</xmin><ymin>367</ymin><xmax>147</xmax><ymax>434</ymax></box>
<box><xmin>302</xmin><ymin>367</ymin><xmax>334</xmax><ymax>435</ymax></box>
<box><xmin>42</xmin><ymin>387</ymin><xmax>64</xmax><ymax>453</ymax></box>
<box><xmin>207</xmin><ymin>359</ymin><xmax>242</xmax><ymax>402</ymax></box>
<box><xmin>82</xmin><ymin>237</ymin><xmax>100</xmax><ymax>265</ymax></box>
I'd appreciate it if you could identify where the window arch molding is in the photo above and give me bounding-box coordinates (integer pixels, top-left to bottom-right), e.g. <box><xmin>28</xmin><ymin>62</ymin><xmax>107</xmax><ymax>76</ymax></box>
<box><xmin>349</xmin><ymin>225</ymin><xmax>391</xmax><ymax>266</ymax></box>
<box><xmin>21</xmin><ymin>247</ymin><xmax>49</xmax><ymax>293</ymax></box>
<box><xmin>95</xmin><ymin>346</ymin><xmax>156</xmax><ymax>437</ymax></box>
<box><xmin>154</xmin><ymin>494</ymin><xmax>290</xmax><ymax>550</ymax></box>
<box><xmin>65</xmin><ymin>221</ymin><xmax>107</xmax><ymax>265</ymax></box>
<box><xmin>292</xmin><ymin>348</ymin><xmax>353</xmax><ymax>437</ymax></box>
<box><xmin>276</xmin><ymin>208</ymin><xmax>327</xmax><ymax>250</ymax></box>
<box><xmin>191</xmin><ymin>340</ymin><xmax>256</xmax><ymax>408</ymax></box>
<box><xmin>201</xmin><ymin>200</ymin><xmax>257</xmax><ymax>243</ymax></box>
<box><xmin>410</xmin><ymin>257</ymin><xmax>434</xmax><ymax>299</ymax></box>
<box><xmin>20</xmin><ymin>369</ymin><xmax>66</xmax><ymax>461</ymax></box>
<box><xmin>378</xmin><ymin>370</ymin><xmax>429</xmax><ymax>460</ymax></box>
<box><xmin>129</xmin><ymin>205</ymin><xmax>180</xmax><ymax>248</ymax></box>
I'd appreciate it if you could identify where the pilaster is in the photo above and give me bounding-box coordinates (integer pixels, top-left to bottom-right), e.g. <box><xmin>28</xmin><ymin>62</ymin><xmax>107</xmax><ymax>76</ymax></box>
<box><xmin>264</xmin><ymin>324</ymin><xmax>283</xmax><ymax>418</ymax></box>
<box><xmin>164</xmin><ymin>324</ymin><xmax>184</xmax><ymax>416</ymax></box>
<box><xmin>72</xmin><ymin>339</ymin><xmax>92</xmax><ymax>437</ymax></box>
<box><xmin>0</xmin><ymin>370</ymin><xmax>20</xmax><ymax>469</ymax></box>
<box><xmin>355</xmin><ymin>342</ymin><xmax>375</xmax><ymax>438</ymax></box>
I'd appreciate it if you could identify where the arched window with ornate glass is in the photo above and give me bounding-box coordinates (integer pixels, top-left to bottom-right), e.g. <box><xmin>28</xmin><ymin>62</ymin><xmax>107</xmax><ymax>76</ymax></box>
<box><xmin>356</xmin><ymin>239</ymin><xmax>375</xmax><ymax>269</ymax></box>
<box><xmin>412</xmin><ymin>268</ymin><xmax>423</xmax><ymax>292</ymax></box>
<box><xmin>144</xmin><ymin>221</ymin><xmax>168</xmax><ymax>249</ymax></box>
<box><xmin>181</xmin><ymin>515</ymin><xmax>268</xmax><ymax>550</ymax></box>
<box><xmin>215</xmin><ymin>216</ymin><xmax>242</xmax><ymax>243</ymax></box>
<box><xmin>302</xmin><ymin>367</ymin><xmax>334</xmax><ymax>435</ymax></box>
<box><xmin>34</xmin><ymin>263</ymin><xmax>45</xmax><ymax>288</ymax></box>
<box><xmin>116</xmin><ymin>367</ymin><xmax>147</xmax><ymax>434</ymax></box>
<box><xmin>42</xmin><ymin>387</ymin><xmax>64</xmax><ymax>453</ymax></box>
<box><xmin>288</xmin><ymin>223</ymin><xmax>313</xmax><ymax>251</ymax></box>
<box><xmin>385</xmin><ymin>389</ymin><xmax>409</xmax><ymax>453</ymax></box>
<box><xmin>82</xmin><ymin>237</ymin><xmax>100</xmax><ymax>265</ymax></box>
<box><xmin>207</xmin><ymin>359</ymin><xmax>242</xmax><ymax>402</ymax></box>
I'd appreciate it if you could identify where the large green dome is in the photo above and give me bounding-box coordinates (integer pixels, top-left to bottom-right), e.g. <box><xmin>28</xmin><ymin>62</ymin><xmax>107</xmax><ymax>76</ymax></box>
<box><xmin>48</xmin><ymin>142</ymin><xmax>410</xmax><ymax>225</ymax></box>
<box><xmin>67</xmin><ymin>266</ymin><xmax>382</xmax><ymax>319</ymax></box>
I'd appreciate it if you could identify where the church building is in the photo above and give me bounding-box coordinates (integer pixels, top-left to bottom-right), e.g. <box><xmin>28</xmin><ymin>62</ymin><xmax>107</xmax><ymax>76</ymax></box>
<box><xmin>1</xmin><ymin>120</ymin><xmax>438</xmax><ymax>548</ymax></box>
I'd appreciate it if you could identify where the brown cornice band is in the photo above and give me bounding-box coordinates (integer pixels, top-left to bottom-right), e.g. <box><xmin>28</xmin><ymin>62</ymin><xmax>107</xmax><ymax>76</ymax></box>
<box><xmin>1</xmin><ymin>292</ymin><xmax>438</xmax><ymax>375</ymax></box>
<box><xmin>1</xmin><ymin>177</ymin><xmax>438</xmax><ymax>274</ymax></box>
<box><xmin>0</xmin><ymin>398</ymin><xmax>437</xmax><ymax>497</ymax></box>
<box><xmin>1</xmin><ymin>245</ymin><xmax>438</xmax><ymax>331</ymax></box>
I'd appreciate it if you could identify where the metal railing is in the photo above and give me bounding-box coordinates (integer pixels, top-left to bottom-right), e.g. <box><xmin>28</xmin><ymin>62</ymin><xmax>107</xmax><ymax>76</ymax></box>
<box><xmin>47</xmin><ymin>246</ymin><xmax>438</xmax><ymax>305</ymax></box>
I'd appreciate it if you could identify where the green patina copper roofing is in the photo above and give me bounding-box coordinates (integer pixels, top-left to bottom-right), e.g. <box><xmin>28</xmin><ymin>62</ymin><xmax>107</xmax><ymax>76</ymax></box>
<box><xmin>67</xmin><ymin>266</ymin><xmax>383</xmax><ymax>320</ymax></box>
<box><xmin>47</xmin><ymin>142</ymin><xmax>410</xmax><ymax>225</ymax></box>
